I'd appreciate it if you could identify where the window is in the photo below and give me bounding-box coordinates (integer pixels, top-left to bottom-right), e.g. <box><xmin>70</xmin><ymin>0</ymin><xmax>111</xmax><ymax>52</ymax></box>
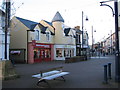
<box><xmin>34</xmin><ymin>49</ymin><xmax>40</xmax><ymax>59</ymax></box>
<box><xmin>56</xmin><ymin>49</ymin><xmax>63</xmax><ymax>57</ymax></box>
<box><xmin>46</xmin><ymin>32</ymin><xmax>50</xmax><ymax>41</ymax></box>
<box><xmin>35</xmin><ymin>30</ymin><xmax>40</xmax><ymax>40</ymax></box>
<box><xmin>45</xmin><ymin>49</ymin><xmax>51</xmax><ymax>58</ymax></box>
<box><xmin>76</xmin><ymin>34</ymin><xmax>81</xmax><ymax>44</ymax></box>
<box><xmin>79</xmin><ymin>35</ymin><xmax>81</xmax><ymax>43</ymax></box>
<box><xmin>64</xmin><ymin>49</ymin><xmax>74</xmax><ymax>57</ymax></box>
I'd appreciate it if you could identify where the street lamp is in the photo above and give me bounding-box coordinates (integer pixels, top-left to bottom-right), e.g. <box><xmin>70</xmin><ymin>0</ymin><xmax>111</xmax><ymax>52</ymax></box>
<box><xmin>100</xmin><ymin>0</ymin><xmax>120</xmax><ymax>82</ymax></box>
<box><xmin>92</xmin><ymin>26</ymin><xmax>96</xmax><ymax>56</ymax></box>
<box><xmin>5</xmin><ymin>0</ymin><xmax>11</xmax><ymax>59</ymax></box>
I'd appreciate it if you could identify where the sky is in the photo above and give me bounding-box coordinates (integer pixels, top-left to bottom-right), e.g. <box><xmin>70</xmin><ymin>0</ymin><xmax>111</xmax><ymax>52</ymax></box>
<box><xmin>0</xmin><ymin>0</ymin><xmax>117</xmax><ymax>45</ymax></box>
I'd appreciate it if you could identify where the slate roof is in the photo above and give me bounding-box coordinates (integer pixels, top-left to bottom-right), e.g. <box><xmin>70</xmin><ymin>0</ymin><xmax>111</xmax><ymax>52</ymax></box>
<box><xmin>16</xmin><ymin>17</ymin><xmax>38</xmax><ymax>30</ymax></box>
<box><xmin>52</xmin><ymin>11</ymin><xmax>64</xmax><ymax>22</ymax></box>
<box><xmin>43</xmin><ymin>20</ymin><xmax>52</xmax><ymax>26</ymax></box>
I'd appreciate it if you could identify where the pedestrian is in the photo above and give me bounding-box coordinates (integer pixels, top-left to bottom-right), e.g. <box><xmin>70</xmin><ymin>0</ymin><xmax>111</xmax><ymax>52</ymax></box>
<box><xmin>11</xmin><ymin>59</ymin><xmax>16</xmax><ymax>67</ymax></box>
<box><xmin>103</xmin><ymin>51</ymin><xmax>105</xmax><ymax>56</ymax></box>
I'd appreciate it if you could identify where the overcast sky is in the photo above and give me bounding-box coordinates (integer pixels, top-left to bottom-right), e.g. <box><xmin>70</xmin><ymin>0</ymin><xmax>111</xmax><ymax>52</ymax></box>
<box><xmin>1</xmin><ymin>0</ymin><xmax>117</xmax><ymax>45</ymax></box>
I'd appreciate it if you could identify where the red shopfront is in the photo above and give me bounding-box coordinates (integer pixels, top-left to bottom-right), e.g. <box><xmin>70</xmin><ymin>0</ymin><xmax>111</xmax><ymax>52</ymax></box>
<box><xmin>34</xmin><ymin>44</ymin><xmax>51</xmax><ymax>62</ymax></box>
<box><xmin>28</xmin><ymin>41</ymin><xmax>54</xmax><ymax>63</ymax></box>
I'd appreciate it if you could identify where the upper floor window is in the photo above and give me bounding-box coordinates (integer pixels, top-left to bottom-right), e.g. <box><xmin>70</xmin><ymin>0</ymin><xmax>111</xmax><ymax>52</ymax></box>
<box><xmin>34</xmin><ymin>30</ymin><xmax>40</xmax><ymax>40</ymax></box>
<box><xmin>76</xmin><ymin>34</ymin><xmax>81</xmax><ymax>44</ymax></box>
<box><xmin>46</xmin><ymin>32</ymin><xmax>50</xmax><ymax>42</ymax></box>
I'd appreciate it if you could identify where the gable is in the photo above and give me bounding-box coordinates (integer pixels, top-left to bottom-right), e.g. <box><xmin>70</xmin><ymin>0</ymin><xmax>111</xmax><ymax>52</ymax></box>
<box><xmin>40</xmin><ymin>20</ymin><xmax>55</xmax><ymax>34</ymax></box>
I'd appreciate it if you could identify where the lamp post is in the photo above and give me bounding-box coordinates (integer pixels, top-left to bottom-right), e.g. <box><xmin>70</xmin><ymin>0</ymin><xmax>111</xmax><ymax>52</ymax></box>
<box><xmin>92</xmin><ymin>26</ymin><xmax>96</xmax><ymax>56</ymax></box>
<box><xmin>108</xmin><ymin>30</ymin><xmax>113</xmax><ymax>55</ymax></box>
<box><xmin>111</xmin><ymin>30</ymin><xmax>113</xmax><ymax>55</ymax></box>
<box><xmin>100</xmin><ymin>0</ymin><xmax>120</xmax><ymax>82</ymax></box>
<box><xmin>82</xmin><ymin>11</ymin><xmax>88</xmax><ymax>48</ymax></box>
<box><xmin>5</xmin><ymin>0</ymin><xmax>11</xmax><ymax>59</ymax></box>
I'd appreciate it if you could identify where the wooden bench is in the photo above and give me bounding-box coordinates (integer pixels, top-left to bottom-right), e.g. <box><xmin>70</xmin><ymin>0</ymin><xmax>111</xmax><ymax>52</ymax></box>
<box><xmin>32</xmin><ymin>66</ymin><xmax>69</xmax><ymax>87</ymax></box>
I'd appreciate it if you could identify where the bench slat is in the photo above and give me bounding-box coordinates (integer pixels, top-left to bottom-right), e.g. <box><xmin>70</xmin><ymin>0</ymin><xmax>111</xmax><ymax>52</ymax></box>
<box><xmin>40</xmin><ymin>66</ymin><xmax>63</xmax><ymax>73</ymax></box>
<box><xmin>32</xmin><ymin>70</ymin><xmax>60</xmax><ymax>78</ymax></box>
<box><xmin>42</xmin><ymin>72</ymin><xmax>69</xmax><ymax>80</ymax></box>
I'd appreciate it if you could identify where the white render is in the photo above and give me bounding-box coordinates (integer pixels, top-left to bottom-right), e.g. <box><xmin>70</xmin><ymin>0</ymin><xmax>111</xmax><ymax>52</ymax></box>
<box><xmin>0</xmin><ymin>9</ymin><xmax>10</xmax><ymax>60</ymax></box>
<box><xmin>54</xmin><ymin>44</ymin><xmax>76</xmax><ymax>60</ymax></box>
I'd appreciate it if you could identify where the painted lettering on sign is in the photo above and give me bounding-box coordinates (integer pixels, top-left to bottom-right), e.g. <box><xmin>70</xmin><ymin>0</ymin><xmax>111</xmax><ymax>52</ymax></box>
<box><xmin>36</xmin><ymin>44</ymin><xmax>50</xmax><ymax>48</ymax></box>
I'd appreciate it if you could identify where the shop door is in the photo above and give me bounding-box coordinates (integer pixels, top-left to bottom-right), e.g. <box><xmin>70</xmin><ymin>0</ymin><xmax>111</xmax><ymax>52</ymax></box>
<box><xmin>40</xmin><ymin>49</ymin><xmax>51</xmax><ymax>61</ymax></box>
<box><xmin>34</xmin><ymin>48</ymin><xmax>42</xmax><ymax>63</ymax></box>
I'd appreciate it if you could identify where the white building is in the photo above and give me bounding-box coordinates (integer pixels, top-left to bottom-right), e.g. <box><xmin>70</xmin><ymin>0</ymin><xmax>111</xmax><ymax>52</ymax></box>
<box><xmin>0</xmin><ymin>9</ymin><xmax>10</xmax><ymax>60</ymax></box>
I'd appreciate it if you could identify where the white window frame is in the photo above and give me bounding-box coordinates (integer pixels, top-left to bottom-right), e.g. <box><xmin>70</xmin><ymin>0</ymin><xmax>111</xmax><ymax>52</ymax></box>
<box><xmin>46</xmin><ymin>31</ymin><xmax>51</xmax><ymax>42</ymax></box>
<box><xmin>34</xmin><ymin>30</ymin><xmax>40</xmax><ymax>41</ymax></box>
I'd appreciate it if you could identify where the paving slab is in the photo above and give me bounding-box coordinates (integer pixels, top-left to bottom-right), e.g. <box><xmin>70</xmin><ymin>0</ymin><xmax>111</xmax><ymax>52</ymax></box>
<box><xmin>2</xmin><ymin>55</ymin><xmax>120</xmax><ymax>88</ymax></box>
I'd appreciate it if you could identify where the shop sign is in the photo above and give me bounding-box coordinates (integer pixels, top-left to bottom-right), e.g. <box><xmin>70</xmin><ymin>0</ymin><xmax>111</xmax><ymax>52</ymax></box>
<box><xmin>10</xmin><ymin>51</ymin><xmax>21</xmax><ymax>55</ymax></box>
<box><xmin>35</xmin><ymin>44</ymin><xmax>50</xmax><ymax>48</ymax></box>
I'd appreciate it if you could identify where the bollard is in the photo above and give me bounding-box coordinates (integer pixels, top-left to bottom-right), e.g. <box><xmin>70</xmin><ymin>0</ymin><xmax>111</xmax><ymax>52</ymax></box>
<box><xmin>103</xmin><ymin>65</ymin><xmax>108</xmax><ymax>84</ymax></box>
<box><xmin>108</xmin><ymin>63</ymin><xmax>112</xmax><ymax>79</ymax></box>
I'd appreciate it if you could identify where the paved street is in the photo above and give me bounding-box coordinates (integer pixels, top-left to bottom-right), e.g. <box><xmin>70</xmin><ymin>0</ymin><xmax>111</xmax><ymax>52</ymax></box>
<box><xmin>2</xmin><ymin>55</ymin><xmax>120</xmax><ymax>88</ymax></box>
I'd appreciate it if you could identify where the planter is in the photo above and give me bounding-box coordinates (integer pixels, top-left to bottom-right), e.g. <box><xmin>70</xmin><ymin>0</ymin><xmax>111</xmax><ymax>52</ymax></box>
<box><xmin>65</xmin><ymin>56</ymin><xmax>86</xmax><ymax>63</ymax></box>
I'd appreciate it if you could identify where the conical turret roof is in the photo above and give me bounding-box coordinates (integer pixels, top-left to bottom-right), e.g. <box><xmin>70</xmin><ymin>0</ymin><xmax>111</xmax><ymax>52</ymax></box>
<box><xmin>52</xmin><ymin>11</ymin><xmax>64</xmax><ymax>22</ymax></box>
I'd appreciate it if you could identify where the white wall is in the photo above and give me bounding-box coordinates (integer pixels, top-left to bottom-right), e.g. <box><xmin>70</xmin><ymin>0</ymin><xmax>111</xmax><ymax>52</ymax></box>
<box><xmin>0</xmin><ymin>12</ymin><xmax>10</xmax><ymax>60</ymax></box>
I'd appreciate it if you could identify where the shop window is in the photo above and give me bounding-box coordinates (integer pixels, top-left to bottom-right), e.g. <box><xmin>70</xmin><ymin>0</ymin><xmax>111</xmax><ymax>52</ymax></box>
<box><xmin>56</xmin><ymin>49</ymin><xmax>63</xmax><ymax>57</ymax></box>
<box><xmin>64</xmin><ymin>49</ymin><xmax>69</xmax><ymax>57</ymax></box>
<box><xmin>45</xmin><ymin>49</ymin><xmax>51</xmax><ymax>58</ymax></box>
<box><xmin>70</xmin><ymin>50</ymin><xmax>72</xmax><ymax>57</ymax></box>
<box><xmin>34</xmin><ymin>48</ymin><xmax>51</xmax><ymax>59</ymax></box>
<box><xmin>64</xmin><ymin>50</ymin><xmax>66</xmax><ymax>57</ymax></box>
<box><xmin>34</xmin><ymin>49</ymin><xmax>40</xmax><ymax>59</ymax></box>
<box><xmin>64</xmin><ymin>49</ymin><xmax>74</xmax><ymax>57</ymax></box>
<box><xmin>41</xmin><ymin>50</ymin><xmax>45</xmax><ymax>58</ymax></box>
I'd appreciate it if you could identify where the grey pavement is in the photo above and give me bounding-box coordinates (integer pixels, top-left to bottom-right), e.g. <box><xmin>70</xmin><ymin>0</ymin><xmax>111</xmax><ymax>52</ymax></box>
<box><xmin>2</xmin><ymin>55</ymin><xmax>120</xmax><ymax>88</ymax></box>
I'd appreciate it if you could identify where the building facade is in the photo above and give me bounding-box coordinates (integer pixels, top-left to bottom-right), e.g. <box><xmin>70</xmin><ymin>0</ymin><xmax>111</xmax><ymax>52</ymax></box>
<box><xmin>10</xmin><ymin>12</ymin><xmax>83</xmax><ymax>63</ymax></box>
<box><xmin>74</xmin><ymin>26</ymin><xmax>82</xmax><ymax>56</ymax></box>
<box><xmin>0</xmin><ymin>9</ymin><xmax>10</xmax><ymax>60</ymax></box>
<box><xmin>41</xmin><ymin>11</ymin><xmax>76</xmax><ymax>61</ymax></box>
<box><xmin>10</xmin><ymin>17</ymin><xmax>55</xmax><ymax>63</ymax></box>
<box><xmin>102</xmin><ymin>33</ymin><xmax>115</xmax><ymax>55</ymax></box>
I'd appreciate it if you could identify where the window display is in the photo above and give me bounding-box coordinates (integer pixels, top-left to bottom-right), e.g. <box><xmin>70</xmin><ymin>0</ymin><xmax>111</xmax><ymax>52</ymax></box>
<box><xmin>56</xmin><ymin>49</ymin><xmax>63</xmax><ymax>57</ymax></box>
<box><xmin>56</xmin><ymin>48</ymin><xmax>74</xmax><ymax>58</ymax></box>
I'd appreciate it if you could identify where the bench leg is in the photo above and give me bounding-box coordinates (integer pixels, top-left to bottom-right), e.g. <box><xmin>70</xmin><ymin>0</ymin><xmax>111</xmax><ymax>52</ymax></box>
<box><xmin>37</xmin><ymin>79</ymin><xmax>51</xmax><ymax>88</ymax></box>
<box><xmin>54</xmin><ymin>76</ymin><xmax>66</xmax><ymax>82</ymax></box>
<box><xmin>61</xmin><ymin>76</ymin><xmax>66</xmax><ymax>82</ymax></box>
